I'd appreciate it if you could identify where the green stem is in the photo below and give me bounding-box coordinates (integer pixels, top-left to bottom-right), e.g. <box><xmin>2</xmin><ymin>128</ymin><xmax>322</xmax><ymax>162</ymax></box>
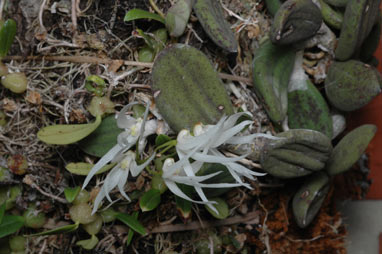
<box><xmin>155</xmin><ymin>140</ymin><xmax>177</xmax><ymax>153</ymax></box>
<box><xmin>149</xmin><ymin>0</ymin><xmax>165</xmax><ymax>19</ymax></box>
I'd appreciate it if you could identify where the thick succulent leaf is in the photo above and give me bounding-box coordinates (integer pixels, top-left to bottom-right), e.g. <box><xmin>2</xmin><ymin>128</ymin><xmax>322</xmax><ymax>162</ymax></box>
<box><xmin>252</xmin><ymin>40</ymin><xmax>296</xmax><ymax>123</ymax></box>
<box><xmin>151</xmin><ymin>44</ymin><xmax>234</xmax><ymax>132</ymax></box>
<box><xmin>165</xmin><ymin>0</ymin><xmax>195</xmax><ymax>37</ymax></box>
<box><xmin>292</xmin><ymin>172</ymin><xmax>329</xmax><ymax>228</ymax></box>
<box><xmin>265</xmin><ymin>0</ymin><xmax>282</xmax><ymax>16</ymax></box>
<box><xmin>360</xmin><ymin>15</ymin><xmax>382</xmax><ymax>63</ymax></box>
<box><xmin>260</xmin><ymin>129</ymin><xmax>332</xmax><ymax>178</ymax></box>
<box><xmin>38</xmin><ymin>115</ymin><xmax>101</xmax><ymax>145</ymax></box>
<box><xmin>325</xmin><ymin>60</ymin><xmax>381</xmax><ymax>111</ymax></box>
<box><xmin>323</xmin><ymin>0</ymin><xmax>349</xmax><ymax>7</ymax></box>
<box><xmin>326</xmin><ymin>124</ymin><xmax>377</xmax><ymax>175</ymax></box>
<box><xmin>193</xmin><ymin>0</ymin><xmax>238</xmax><ymax>52</ymax></box>
<box><xmin>331</xmin><ymin>113</ymin><xmax>346</xmax><ymax>139</ymax></box>
<box><xmin>0</xmin><ymin>19</ymin><xmax>17</xmax><ymax>58</ymax></box>
<box><xmin>270</xmin><ymin>0</ymin><xmax>322</xmax><ymax>45</ymax></box>
<box><xmin>288</xmin><ymin>51</ymin><xmax>332</xmax><ymax>137</ymax></box>
<box><xmin>288</xmin><ymin>80</ymin><xmax>332</xmax><ymax>138</ymax></box>
<box><xmin>318</xmin><ymin>0</ymin><xmax>343</xmax><ymax>30</ymax></box>
<box><xmin>79</xmin><ymin>115</ymin><xmax>122</xmax><ymax>157</ymax></box>
<box><xmin>335</xmin><ymin>0</ymin><xmax>381</xmax><ymax>61</ymax></box>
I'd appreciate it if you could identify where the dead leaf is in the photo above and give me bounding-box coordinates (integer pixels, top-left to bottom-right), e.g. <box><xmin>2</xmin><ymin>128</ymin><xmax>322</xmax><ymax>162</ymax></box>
<box><xmin>26</xmin><ymin>90</ymin><xmax>42</xmax><ymax>105</ymax></box>
<box><xmin>2</xmin><ymin>98</ymin><xmax>18</xmax><ymax>111</ymax></box>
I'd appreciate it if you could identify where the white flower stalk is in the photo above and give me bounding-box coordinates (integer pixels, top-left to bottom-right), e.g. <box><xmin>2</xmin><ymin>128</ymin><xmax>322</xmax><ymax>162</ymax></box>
<box><xmin>92</xmin><ymin>151</ymin><xmax>155</xmax><ymax>214</ymax></box>
<box><xmin>81</xmin><ymin>102</ymin><xmax>156</xmax><ymax>213</ymax></box>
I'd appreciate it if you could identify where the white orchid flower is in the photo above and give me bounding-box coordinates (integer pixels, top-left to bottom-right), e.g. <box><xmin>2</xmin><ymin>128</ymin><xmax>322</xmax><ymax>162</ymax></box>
<box><xmin>175</xmin><ymin>112</ymin><xmax>273</xmax><ymax>186</ymax></box>
<box><xmin>162</xmin><ymin>112</ymin><xmax>278</xmax><ymax>213</ymax></box>
<box><xmin>92</xmin><ymin>150</ymin><xmax>155</xmax><ymax>214</ymax></box>
<box><xmin>162</xmin><ymin>158</ymin><xmax>243</xmax><ymax>213</ymax></box>
<box><xmin>81</xmin><ymin>101</ymin><xmax>156</xmax><ymax>213</ymax></box>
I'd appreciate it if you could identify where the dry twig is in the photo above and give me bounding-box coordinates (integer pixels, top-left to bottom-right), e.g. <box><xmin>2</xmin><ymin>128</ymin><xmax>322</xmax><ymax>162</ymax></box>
<box><xmin>150</xmin><ymin>210</ymin><xmax>259</xmax><ymax>233</ymax></box>
<box><xmin>4</xmin><ymin>55</ymin><xmax>253</xmax><ymax>84</ymax></box>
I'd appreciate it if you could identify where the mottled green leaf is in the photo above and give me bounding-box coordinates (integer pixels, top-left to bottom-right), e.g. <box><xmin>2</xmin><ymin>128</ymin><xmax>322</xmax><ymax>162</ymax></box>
<box><xmin>165</xmin><ymin>0</ymin><xmax>194</xmax><ymax>37</ymax></box>
<box><xmin>335</xmin><ymin>0</ymin><xmax>380</xmax><ymax>61</ymax></box>
<box><xmin>326</xmin><ymin>124</ymin><xmax>377</xmax><ymax>175</ymax></box>
<box><xmin>288</xmin><ymin>51</ymin><xmax>332</xmax><ymax>137</ymax></box>
<box><xmin>37</xmin><ymin>115</ymin><xmax>102</xmax><ymax>145</ymax></box>
<box><xmin>270</xmin><ymin>0</ymin><xmax>322</xmax><ymax>45</ymax></box>
<box><xmin>151</xmin><ymin>44</ymin><xmax>234</xmax><ymax>132</ymax></box>
<box><xmin>325</xmin><ymin>60</ymin><xmax>381</xmax><ymax>111</ymax></box>
<box><xmin>252</xmin><ymin>39</ymin><xmax>296</xmax><ymax>123</ymax></box>
<box><xmin>193</xmin><ymin>0</ymin><xmax>238</xmax><ymax>52</ymax></box>
<box><xmin>292</xmin><ymin>172</ymin><xmax>329</xmax><ymax>228</ymax></box>
<box><xmin>260</xmin><ymin>129</ymin><xmax>333</xmax><ymax>178</ymax></box>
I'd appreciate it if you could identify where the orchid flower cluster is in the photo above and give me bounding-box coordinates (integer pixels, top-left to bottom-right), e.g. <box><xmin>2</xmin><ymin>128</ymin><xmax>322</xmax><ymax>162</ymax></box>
<box><xmin>83</xmin><ymin>101</ymin><xmax>272</xmax><ymax>214</ymax></box>
<box><xmin>82</xmin><ymin>102</ymin><xmax>156</xmax><ymax>214</ymax></box>
<box><xmin>161</xmin><ymin>112</ymin><xmax>271</xmax><ymax>212</ymax></box>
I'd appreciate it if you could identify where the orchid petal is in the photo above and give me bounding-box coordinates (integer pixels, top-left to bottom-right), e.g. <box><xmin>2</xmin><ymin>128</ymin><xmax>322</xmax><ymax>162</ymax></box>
<box><xmin>213</xmin><ymin>120</ymin><xmax>253</xmax><ymax>147</ymax></box>
<box><xmin>92</xmin><ymin>188</ymin><xmax>106</xmax><ymax>214</ymax></box>
<box><xmin>191</xmin><ymin>152</ymin><xmax>247</xmax><ymax>163</ymax></box>
<box><xmin>116</xmin><ymin>102</ymin><xmax>139</xmax><ymax>128</ymax></box>
<box><xmin>103</xmin><ymin>167</ymin><xmax>124</xmax><ymax>202</ymax></box>
<box><xmin>83</xmin><ymin>144</ymin><xmax>123</xmax><ymax>189</ymax></box>
<box><xmin>117</xmin><ymin>169</ymin><xmax>131</xmax><ymax>202</ymax></box>
<box><xmin>226</xmin><ymin>133</ymin><xmax>283</xmax><ymax>145</ymax></box>
<box><xmin>162</xmin><ymin>146</ymin><xmax>199</xmax><ymax>178</ymax></box>
<box><xmin>131</xmin><ymin>152</ymin><xmax>156</xmax><ymax>177</ymax></box>
<box><xmin>164</xmin><ymin>180</ymin><xmax>214</xmax><ymax>204</ymax></box>
<box><xmin>170</xmin><ymin>171</ymin><xmax>222</xmax><ymax>182</ymax></box>
<box><xmin>194</xmin><ymin>185</ymin><xmax>218</xmax><ymax>213</ymax></box>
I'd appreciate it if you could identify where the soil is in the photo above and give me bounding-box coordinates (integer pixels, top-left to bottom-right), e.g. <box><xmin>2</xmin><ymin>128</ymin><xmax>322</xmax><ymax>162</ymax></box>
<box><xmin>0</xmin><ymin>0</ymin><xmax>359</xmax><ymax>253</ymax></box>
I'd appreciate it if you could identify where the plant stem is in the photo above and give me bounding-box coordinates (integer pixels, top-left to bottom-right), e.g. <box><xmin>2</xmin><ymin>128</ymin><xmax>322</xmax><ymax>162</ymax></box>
<box><xmin>149</xmin><ymin>0</ymin><xmax>165</xmax><ymax>19</ymax></box>
<box><xmin>0</xmin><ymin>0</ymin><xmax>5</xmax><ymax>21</ymax></box>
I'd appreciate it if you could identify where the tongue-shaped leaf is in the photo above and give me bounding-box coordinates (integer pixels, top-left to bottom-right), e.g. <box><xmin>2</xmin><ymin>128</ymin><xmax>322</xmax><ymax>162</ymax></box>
<box><xmin>270</xmin><ymin>0</ymin><xmax>322</xmax><ymax>45</ymax></box>
<box><xmin>151</xmin><ymin>44</ymin><xmax>234</xmax><ymax>132</ymax></box>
